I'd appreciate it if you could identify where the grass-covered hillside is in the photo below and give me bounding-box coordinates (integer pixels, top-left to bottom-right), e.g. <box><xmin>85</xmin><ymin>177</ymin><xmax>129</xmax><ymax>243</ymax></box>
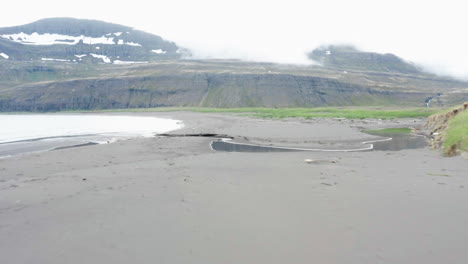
<box><xmin>424</xmin><ymin>103</ymin><xmax>468</xmax><ymax>156</ymax></box>
<box><xmin>442</xmin><ymin>105</ymin><xmax>468</xmax><ymax>155</ymax></box>
<box><xmin>88</xmin><ymin>106</ymin><xmax>437</xmax><ymax>119</ymax></box>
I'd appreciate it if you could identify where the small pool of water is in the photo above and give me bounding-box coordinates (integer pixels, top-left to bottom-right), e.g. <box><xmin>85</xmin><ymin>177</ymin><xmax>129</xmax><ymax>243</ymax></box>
<box><xmin>364</xmin><ymin>128</ymin><xmax>427</xmax><ymax>151</ymax></box>
<box><xmin>211</xmin><ymin>128</ymin><xmax>427</xmax><ymax>153</ymax></box>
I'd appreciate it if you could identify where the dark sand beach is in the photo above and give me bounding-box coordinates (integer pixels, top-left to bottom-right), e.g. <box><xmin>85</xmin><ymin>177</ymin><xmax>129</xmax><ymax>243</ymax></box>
<box><xmin>1</xmin><ymin>112</ymin><xmax>467</xmax><ymax>264</ymax></box>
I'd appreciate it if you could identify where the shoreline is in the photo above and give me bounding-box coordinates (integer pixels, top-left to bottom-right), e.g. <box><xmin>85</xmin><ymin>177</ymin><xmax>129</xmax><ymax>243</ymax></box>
<box><xmin>1</xmin><ymin>111</ymin><xmax>426</xmax><ymax>158</ymax></box>
<box><xmin>1</xmin><ymin>112</ymin><xmax>467</xmax><ymax>264</ymax></box>
<box><xmin>0</xmin><ymin>113</ymin><xmax>185</xmax><ymax>158</ymax></box>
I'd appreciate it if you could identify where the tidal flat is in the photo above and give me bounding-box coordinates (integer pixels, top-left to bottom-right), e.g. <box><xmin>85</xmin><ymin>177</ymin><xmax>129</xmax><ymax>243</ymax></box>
<box><xmin>0</xmin><ymin>112</ymin><xmax>467</xmax><ymax>264</ymax></box>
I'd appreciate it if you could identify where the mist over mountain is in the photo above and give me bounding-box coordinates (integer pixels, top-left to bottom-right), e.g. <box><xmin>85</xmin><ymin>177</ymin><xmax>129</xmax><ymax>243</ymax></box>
<box><xmin>1</xmin><ymin>0</ymin><xmax>467</xmax><ymax>80</ymax></box>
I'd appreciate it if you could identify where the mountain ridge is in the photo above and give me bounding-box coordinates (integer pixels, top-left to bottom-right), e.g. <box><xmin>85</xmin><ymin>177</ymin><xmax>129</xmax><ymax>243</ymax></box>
<box><xmin>0</xmin><ymin>17</ymin><xmax>134</xmax><ymax>37</ymax></box>
<box><xmin>0</xmin><ymin>18</ymin><xmax>467</xmax><ymax>111</ymax></box>
<box><xmin>0</xmin><ymin>18</ymin><xmax>181</xmax><ymax>63</ymax></box>
<box><xmin>308</xmin><ymin>45</ymin><xmax>422</xmax><ymax>74</ymax></box>
<box><xmin>1</xmin><ymin>59</ymin><xmax>467</xmax><ymax>111</ymax></box>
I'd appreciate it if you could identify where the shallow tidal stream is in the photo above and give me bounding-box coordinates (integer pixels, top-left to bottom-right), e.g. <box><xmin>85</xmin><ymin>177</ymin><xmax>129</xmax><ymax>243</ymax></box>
<box><xmin>211</xmin><ymin>128</ymin><xmax>427</xmax><ymax>152</ymax></box>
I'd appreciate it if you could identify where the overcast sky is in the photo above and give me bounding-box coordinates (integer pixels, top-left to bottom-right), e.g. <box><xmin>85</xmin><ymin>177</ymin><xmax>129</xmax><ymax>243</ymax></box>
<box><xmin>1</xmin><ymin>0</ymin><xmax>467</xmax><ymax>79</ymax></box>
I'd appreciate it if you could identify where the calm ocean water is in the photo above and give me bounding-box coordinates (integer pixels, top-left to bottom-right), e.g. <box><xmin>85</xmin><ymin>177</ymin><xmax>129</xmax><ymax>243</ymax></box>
<box><xmin>0</xmin><ymin>114</ymin><xmax>183</xmax><ymax>157</ymax></box>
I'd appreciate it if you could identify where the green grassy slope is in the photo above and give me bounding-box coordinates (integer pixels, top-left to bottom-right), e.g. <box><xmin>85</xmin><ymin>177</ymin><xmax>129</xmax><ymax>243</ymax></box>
<box><xmin>424</xmin><ymin>103</ymin><xmax>468</xmax><ymax>156</ymax></box>
<box><xmin>444</xmin><ymin>107</ymin><xmax>468</xmax><ymax>155</ymax></box>
<box><xmin>85</xmin><ymin>106</ymin><xmax>437</xmax><ymax>119</ymax></box>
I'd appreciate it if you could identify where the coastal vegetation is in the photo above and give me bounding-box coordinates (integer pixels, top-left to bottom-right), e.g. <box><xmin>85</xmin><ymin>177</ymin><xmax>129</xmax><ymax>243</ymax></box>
<box><xmin>443</xmin><ymin>108</ymin><xmax>468</xmax><ymax>155</ymax></box>
<box><xmin>424</xmin><ymin>103</ymin><xmax>468</xmax><ymax>156</ymax></box>
<box><xmin>91</xmin><ymin>106</ymin><xmax>437</xmax><ymax>119</ymax></box>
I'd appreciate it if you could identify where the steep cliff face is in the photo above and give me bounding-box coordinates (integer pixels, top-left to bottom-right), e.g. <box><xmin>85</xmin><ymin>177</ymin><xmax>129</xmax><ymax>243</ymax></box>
<box><xmin>1</xmin><ymin>55</ymin><xmax>467</xmax><ymax>111</ymax></box>
<box><xmin>0</xmin><ymin>72</ymin><xmax>440</xmax><ymax>111</ymax></box>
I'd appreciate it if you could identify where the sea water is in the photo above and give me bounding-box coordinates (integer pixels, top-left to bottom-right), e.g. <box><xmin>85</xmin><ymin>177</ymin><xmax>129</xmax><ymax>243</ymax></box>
<box><xmin>0</xmin><ymin>114</ymin><xmax>183</xmax><ymax>157</ymax></box>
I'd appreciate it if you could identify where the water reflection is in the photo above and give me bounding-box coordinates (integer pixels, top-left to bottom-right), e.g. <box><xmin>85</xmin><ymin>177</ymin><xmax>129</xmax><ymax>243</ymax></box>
<box><xmin>365</xmin><ymin>131</ymin><xmax>427</xmax><ymax>151</ymax></box>
<box><xmin>211</xmin><ymin>128</ymin><xmax>427</xmax><ymax>153</ymax></box>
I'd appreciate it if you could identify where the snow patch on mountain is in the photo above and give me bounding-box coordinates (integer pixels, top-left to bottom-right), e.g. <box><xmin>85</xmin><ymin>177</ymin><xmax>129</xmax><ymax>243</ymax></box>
<box><xmin>126</xmin><ymin>42</ymin><xmax>142</xmax><ymax>47</ymax></box>
<box><xmin>41</xmin><ymin>58</ymin><xmax>70</xmax><ymax>62</ymax></box>
<box><xmin>90</xmin><ymin>53</ymin><xmax>111</xmax><ymax>63</ymax></box>
<box><xmin>113</xmin><ymin>60</ymin><xmax>148</xmax><ymax>64</ymax></box>
<box><xmin>152</xmin><ymin>49</ymin><xmax>166</xmax><ymax>54</ymax></box>
<box><xmin>0</xmin><ymin>32</ymin><xmax>142</xmax><ymax>47</ymax></box>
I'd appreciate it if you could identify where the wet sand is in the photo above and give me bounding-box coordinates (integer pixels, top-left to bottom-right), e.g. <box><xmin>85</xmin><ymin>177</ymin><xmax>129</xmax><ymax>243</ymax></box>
<box><xmin>1</xmin><ymin>112</ymin><xmax>467</xmax><ymax>264</ymax></box>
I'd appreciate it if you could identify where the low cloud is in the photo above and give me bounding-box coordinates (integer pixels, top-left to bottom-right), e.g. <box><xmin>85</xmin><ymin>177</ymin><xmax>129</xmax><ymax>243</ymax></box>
<box><xmin>1</xmin><ymin>0</ymin><xmax>467</xmax><ymax>80</ymax></box>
